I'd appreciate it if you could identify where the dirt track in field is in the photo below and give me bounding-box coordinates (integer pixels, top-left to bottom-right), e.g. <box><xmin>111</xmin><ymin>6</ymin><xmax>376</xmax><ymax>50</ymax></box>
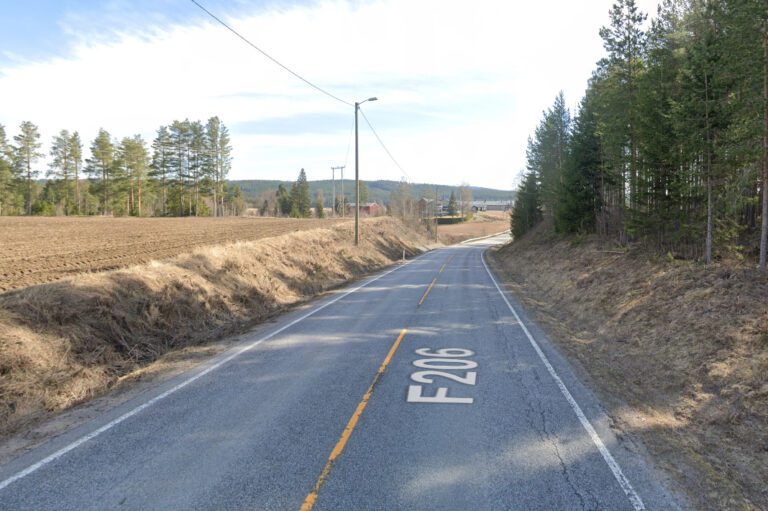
<box><xmin>0</xmin><ymin>217</ymin><xmax>347</xmax><ymax>292</ymax></box>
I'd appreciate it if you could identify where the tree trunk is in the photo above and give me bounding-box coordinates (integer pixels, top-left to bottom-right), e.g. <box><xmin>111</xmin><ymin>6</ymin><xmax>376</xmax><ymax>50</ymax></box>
<box><xmin>75</xmin><ymin>162</ymin><xmax>80</xmax><ymax>215</ymax></box>
<box><xmin>26</xmin><ymin>158</ymin><xmax>32</xmax><ymax>215</ymax></box>
<box><xmin>760</xmin><ymin>24</ymin><xmax>768</xmax><ymax>270</ymax></box>
<box><xmin>704</xmin><ymin>71</ymin><xmax>713</xmax><ymax>264</ymax></box>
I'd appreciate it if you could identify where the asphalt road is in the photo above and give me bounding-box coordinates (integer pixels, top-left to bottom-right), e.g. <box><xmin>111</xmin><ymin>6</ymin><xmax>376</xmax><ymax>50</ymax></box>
<box><xmin>0</xmin><ymin>234</ymin><xmax>682</xmax><ymax>510</ymax></box>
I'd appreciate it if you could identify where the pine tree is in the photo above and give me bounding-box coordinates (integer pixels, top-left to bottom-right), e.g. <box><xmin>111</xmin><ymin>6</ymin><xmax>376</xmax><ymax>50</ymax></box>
<box><xmin>599</xmin><ymin>0</ymin><xmax>647</xmax><ymax>237</ymax></box>
<box><xmin>150</xmin><ymin>126</ymin><xmax>172</xmax><ymax>216</ymax></box>
<box><xmin>70</xmin><ymin>132</ymin><xmax>83</xmax><ymax>215</ymax></box>
<box><xmin>168</xmin><ymin>120</ymin><xmax>192</xmax><ymax>216</ymax></box>
<box><xmin>205</xmin><ymin>117</ymin><xmax>232</xmax><ymax>217</ymax></box>
<box><xmin>49</xmin><ymin>129</ymin><xmax>75</xmax><ymax>214</ymax></box>
<box><xmin>0</xmin><ymin>125</ymin><xmax>17</xmax><ymax>215</ymax></box>
<box><xmin>118</xmin><ymin>136</ymin><xmax>149</xmax><ymax>216</ymax></box>
<box><xmin>720</xmin><ymin>0</ymin><xmax>768</xmax><ymax>269</ymax></box>
<box><xmin>13</xmin><ymin>121</ymin><xmax>43</xmax><ymax>215</ymax></box>
<box><xmin>86</xmin><ymin>129</ymin><xmax>117</xmax><ymax>215</ymax></box>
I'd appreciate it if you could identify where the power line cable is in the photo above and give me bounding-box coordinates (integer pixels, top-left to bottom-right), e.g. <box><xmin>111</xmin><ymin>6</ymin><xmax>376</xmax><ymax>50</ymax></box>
<box><xmin>359</xmin><ymin>108</ymin><xmax>410</xmax><ymax>181</ymax></box>
<box><xmin>189</xmin><ymin>0</ymin><xmax>352</xmax><ymax>107</ymax></box>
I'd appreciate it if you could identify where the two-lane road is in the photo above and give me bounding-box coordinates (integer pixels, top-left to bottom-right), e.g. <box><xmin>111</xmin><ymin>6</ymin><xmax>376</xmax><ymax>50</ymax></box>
<box><xmin>0</xmin><ymin>235</ymin><xmax>681</xmax><ymax>510</ymax></box>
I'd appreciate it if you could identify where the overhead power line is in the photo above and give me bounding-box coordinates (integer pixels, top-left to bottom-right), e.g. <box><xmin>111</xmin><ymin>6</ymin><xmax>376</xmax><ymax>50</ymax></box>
<box><xmin>189</xmin><ymin>0</ymin><xmax>352</xmax><ymax>107</ymax></box>
<box><xmin>359</xmin><ymin>109</ymin><xmax>410</xmax><ymax>181</ymax></box>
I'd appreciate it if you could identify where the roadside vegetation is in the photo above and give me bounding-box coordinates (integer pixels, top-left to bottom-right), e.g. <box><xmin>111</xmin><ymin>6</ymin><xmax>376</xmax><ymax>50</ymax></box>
<box><xmin>490</xmin><ymin>225</ymin><xmax>767</xmax><ymax>510</ymax></box>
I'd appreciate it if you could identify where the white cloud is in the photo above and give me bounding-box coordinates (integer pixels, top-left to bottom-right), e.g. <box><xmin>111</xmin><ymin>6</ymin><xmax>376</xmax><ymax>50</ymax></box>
<box><xmin>0</xmin><ymin>0</ymin><xmax>660</xmax><ymax>189</ymax></box>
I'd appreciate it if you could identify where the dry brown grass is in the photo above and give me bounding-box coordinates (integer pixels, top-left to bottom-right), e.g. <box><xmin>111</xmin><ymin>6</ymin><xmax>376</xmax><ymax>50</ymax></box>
<box><xmin>0</xmin><ymin>216</ymin><xmax>347</xmax><ymax>291</ymax></box>
<box><xmin>0</xmin><ymin>217</ymin><xmax>431</xmax><ymax>437</ymax></box>
<box><xmin>438</xmin><ymin>211</ymin><xmax>510</xmax><ymax>245</ymax></box>
<box><xmin>488</xmin><ymin>225</ymin><xmax>768</xmax><ymax>510</ymax></box>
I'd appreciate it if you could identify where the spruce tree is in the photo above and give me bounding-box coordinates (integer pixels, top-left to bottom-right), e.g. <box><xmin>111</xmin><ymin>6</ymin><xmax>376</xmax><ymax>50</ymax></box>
<box><xmin>291</xmin><ymin>168</ymin><xmax>311</xmax><ymax>217</ymax></box>
<box><xmin>276</xmin><ymin>184</ymin><xmax>292</xmax><ymax>216</ymax></box>
<box><xmin>447</xmin><ymin>191</ymin><xmax>458</xmax><ymax>216</ymax></box>
<box><xmin>555</xmin><ymin>92</ymin><xmax>603</xmax><ymax>234</ymax></box>
<box><xmin>511</xmin><ymin>170</ymin><xmax>541</xmax><ymax>239</ymax></box>
<box><xmin>316</xmin><ymin>190</ymin><xmax>325</xmax><ymax>218</ymax></box>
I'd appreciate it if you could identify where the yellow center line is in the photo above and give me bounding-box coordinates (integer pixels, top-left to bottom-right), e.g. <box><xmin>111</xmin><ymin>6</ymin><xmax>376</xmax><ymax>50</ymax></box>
<box><xmin>299</xmin><ymin>328</ymin><xmax>408</xmax><ymax>511</ymax></box>
<box><xmin>439</xmin><ymin>254</ymin><xmax>455</xmax><ymax>274</ymax></box>
<box><xmin>419</xmin><ymin>255</ymin><xmax>454</xmax><ymax>306</ymax></box>
<box><xmin>418</xmin><ymin>278</ymin><xmax>438</xmax><ymax>306</ymax></box>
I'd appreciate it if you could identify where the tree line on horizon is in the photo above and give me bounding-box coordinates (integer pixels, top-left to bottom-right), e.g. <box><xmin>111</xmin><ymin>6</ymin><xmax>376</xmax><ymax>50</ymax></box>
<box><xmin>0</xmin><ymin>117</ymin><xmax>245</xmax><ymax>217</ymax></box>
<box><xmin>512</xmin><ymin>0</ymin><xmax>768</xmax><ymax>269</ymax></box>
<box><xmin>252</xmin><ymin>168</ymin><xmax>373</xmax><ymax>218</ymax></box>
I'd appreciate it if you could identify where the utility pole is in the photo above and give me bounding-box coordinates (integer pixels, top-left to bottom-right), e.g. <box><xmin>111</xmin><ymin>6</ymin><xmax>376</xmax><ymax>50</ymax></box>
<box><xmin>355</xmin><ymin>103</ymin><xmax>359</xmax><ymax>244</ymax></box>
<box><xmin>354</xmin><ymin>97</ymin><xmax>377</xmax><ymax>246</ymax></box>
<box><xmin>434</xmin><ymin>185</ymin><xmax>439</xmax><ymax>242</ymax></box>
<box><xmin>331</xmin><ymin>166</ymin><xmax>344</xmax><ymax>217</ymax></box>
<box><xmin>340</xmin><ymin>166</ymin><xmax>344</xmax><ymax>217</ymax></box>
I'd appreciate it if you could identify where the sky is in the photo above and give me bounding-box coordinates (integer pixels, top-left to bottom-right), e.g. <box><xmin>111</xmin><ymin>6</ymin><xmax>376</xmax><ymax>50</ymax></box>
<box><xmin>0</xmin><ymin>0</ymin><xmax>661</xmax><ymax>190</ymax></box>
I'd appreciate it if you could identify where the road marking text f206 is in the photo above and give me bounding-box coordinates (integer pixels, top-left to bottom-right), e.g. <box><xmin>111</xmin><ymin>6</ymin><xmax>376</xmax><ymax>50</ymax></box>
<box><xmin>406</xmin><ymin>348</ymin><xmax>476</xmax><ymax>404</ymax></box>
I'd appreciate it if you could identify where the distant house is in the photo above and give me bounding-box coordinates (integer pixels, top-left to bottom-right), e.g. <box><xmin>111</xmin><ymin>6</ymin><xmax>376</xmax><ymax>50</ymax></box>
<box><xmin>347</xmin><ymin>202</ymin><xmax>379</xmax><ymax>217</ymax></box>
<box><xmin>471</xmin><ymin>200</ymin><xmax>512</xmax><ymax>212</ymax></box>
<box><xmin>416</xmin><ymin>197</ymin><xmax>448</xmax><ymax>216</ymax></box>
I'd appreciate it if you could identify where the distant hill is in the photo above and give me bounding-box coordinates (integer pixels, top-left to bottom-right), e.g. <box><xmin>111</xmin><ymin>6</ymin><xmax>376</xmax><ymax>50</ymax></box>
<box><xmin>231</xmin><ymin>179</ymin><xmax>515</xmax><ymax>206</ymax></box>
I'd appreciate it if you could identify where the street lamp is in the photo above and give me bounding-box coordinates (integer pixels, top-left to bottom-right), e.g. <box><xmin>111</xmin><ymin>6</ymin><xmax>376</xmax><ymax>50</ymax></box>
<box><xmin>355</xmin><ymin>96</ymin><xmax>377</xmax><ymax>245</ymax></box>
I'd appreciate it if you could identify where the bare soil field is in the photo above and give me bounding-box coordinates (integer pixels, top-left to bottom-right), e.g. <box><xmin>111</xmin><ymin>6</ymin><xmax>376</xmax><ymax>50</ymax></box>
<box><xmin>438</xmin><ymin>211</ymin><xmax>510</xmax><ymax>244</ymax></box>
<box><xmin>0</xmin><ymin>216</ymin><xmax>346</xmax><ymax>292</ymax></box>
<box><xmin>489</xmin><ymin>225</ymin><xmax>768</xmax><ymax>510</ymax></box>
<box><xmin>0</xmin><ymin>217</ymin><xmax>432</xmax><ymax>439</ymax></box>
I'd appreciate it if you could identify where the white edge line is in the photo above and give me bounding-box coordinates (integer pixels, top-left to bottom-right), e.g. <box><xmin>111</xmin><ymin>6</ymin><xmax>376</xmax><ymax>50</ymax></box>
<box><xmin>481</xmin><ymin>251</ymin><xmax>646</xmax><ymax>511</ymax></box>
<box><xmin>0</xmin><ymin>257</ymin><xmax>416</xmax><ymax>492</ymax></box>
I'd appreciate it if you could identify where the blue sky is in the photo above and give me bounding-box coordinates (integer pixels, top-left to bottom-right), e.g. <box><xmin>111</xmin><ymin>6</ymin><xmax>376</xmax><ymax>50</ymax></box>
<box><xmin>0</xmin><ymin>0</ymin><xmax>660</xmax><ymax>189</ymax></box>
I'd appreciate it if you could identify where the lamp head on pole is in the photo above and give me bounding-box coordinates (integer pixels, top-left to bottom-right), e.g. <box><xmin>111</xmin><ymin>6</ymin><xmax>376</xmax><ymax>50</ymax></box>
<box><xmin>357</xmin><ymin>97</ymin><xmax>378</xmax><ymax>108</ymax></box>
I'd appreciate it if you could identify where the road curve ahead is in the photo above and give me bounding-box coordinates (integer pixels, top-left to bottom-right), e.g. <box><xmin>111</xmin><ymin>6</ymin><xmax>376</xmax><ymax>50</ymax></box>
<box><xmin>0</xmin><ymin>235</ymin><xmax>681</xmax><ymax>510</ymax></box>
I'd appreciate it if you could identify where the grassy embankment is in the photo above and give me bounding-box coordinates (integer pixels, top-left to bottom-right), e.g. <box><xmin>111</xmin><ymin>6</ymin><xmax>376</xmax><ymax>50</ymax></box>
<box><xmin>0</xmin><ymin>217</ymin><xmax>431</xmax><ymax>438</ymax></box>
<box><xmin>488</xmin><ymin>225</ymin><xmax>767</xmax><ymax>511</ymax></box>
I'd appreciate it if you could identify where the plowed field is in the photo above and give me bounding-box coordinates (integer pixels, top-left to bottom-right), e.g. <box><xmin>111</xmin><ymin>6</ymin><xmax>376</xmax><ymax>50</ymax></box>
<box><xmin>0</xmin><ymin>217</ymin><xmax>347</xmax><ymax>292</ymax></box>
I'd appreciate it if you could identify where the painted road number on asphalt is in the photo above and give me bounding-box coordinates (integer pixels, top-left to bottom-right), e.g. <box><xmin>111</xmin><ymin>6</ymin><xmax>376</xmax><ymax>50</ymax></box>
<box><xmin>406</xmin><ymin>348</ymin><xmax>476</xmax><ymax>404</ymax></box>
